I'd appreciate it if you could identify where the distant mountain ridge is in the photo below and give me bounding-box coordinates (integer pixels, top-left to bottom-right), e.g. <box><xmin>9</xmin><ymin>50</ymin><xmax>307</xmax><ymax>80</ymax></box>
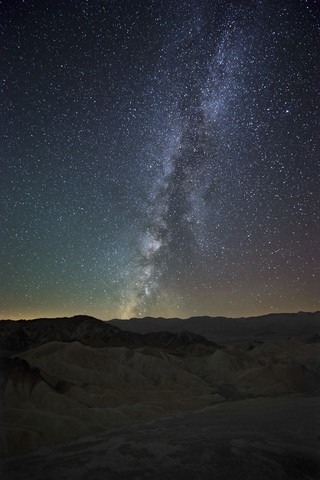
<box><xmin>1</xmin><ymin>312</ymin><xmax>319</xmax><ymax>352</ymax></box>
<box><xmin>110</xmin><ymin>311</ymin><xmax>320</xmax><ymax>344</ymax></box>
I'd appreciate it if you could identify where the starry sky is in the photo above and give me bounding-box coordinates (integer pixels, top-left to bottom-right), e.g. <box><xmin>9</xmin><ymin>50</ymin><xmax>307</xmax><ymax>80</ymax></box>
<box><xmin>1</xmin><ymin>0</ymin><xmax>320</xmax><ymax>320</ymax></box>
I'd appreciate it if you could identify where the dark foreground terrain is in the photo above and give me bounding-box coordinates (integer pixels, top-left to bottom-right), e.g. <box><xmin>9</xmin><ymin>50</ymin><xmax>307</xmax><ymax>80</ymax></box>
<box><xmin>1</xmin><ymin>313</ymin><xmax>320</xmax><ymax>479</ymax></box>
<box><xmin>2</xmin><ymin>396</ymin><xmax>320</xmax><ymax>480</ymax></box>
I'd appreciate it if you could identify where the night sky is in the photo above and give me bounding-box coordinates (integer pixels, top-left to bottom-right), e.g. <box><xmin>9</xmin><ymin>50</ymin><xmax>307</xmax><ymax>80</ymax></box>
<box><xmin>1</xmin><ymin>0</ymin><xmax>319</xmax><ymax>320</ymax></box>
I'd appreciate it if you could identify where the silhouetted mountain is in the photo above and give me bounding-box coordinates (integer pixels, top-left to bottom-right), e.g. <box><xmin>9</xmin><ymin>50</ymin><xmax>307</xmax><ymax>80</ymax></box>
<box><xmin>110</xmin><ymin>311</ymin><xmax>320</xmax><ymax>344</ymax></box>
<box><xmin>0</xmin><ymin>315</ymin><xmax>218</xmax><ymax>355</ymax></box>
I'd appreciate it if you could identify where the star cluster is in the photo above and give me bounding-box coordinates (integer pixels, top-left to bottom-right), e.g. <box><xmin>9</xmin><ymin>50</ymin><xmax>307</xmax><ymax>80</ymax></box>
<box><xmin>1</xmin><ymin>0</ymin><xmax>319</xmax><ymax>319</ymax></box>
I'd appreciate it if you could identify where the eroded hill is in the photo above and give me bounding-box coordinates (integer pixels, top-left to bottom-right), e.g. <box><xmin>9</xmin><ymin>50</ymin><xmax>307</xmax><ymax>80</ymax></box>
<box><xmin>1</xmin><ymin>316</ymin><xmax>320</xmax><ymax>456</ymax></box>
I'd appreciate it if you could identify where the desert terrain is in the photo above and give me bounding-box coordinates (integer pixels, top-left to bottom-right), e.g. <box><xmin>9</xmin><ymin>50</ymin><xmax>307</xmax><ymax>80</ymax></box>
<box><xmin>1</xmin><ymin>313</ymin><xmax>320</xmax><ymax>479</ymax></box>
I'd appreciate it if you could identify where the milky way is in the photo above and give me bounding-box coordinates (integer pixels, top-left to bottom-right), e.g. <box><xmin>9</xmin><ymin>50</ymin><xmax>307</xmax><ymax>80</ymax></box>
<box><xmin>1</xmin><ymin>0</ymin><xmax>319</xmax><ymax>319</ymax></box>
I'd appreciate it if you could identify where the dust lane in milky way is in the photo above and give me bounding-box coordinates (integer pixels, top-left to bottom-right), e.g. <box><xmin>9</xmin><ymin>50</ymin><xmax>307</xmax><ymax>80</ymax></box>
<box><xmin>1</xmin><ymin>0</ymin><xmax>319</xmax><ymax>319</ymax></box>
